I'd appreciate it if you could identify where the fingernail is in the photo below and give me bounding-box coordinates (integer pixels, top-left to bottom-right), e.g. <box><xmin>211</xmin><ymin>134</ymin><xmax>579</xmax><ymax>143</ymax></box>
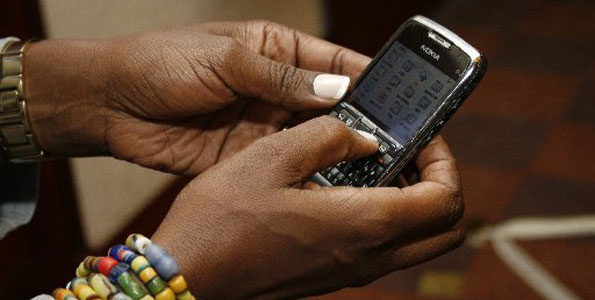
<box><xmin>356</xmin><ymin>130</ymin><xmax>378</xmax><ymax>143</ymax></box>
<box><xmin>313</xmin><ymin>74</ymin><xmax>350</xmax><ymax>99</ymax></box>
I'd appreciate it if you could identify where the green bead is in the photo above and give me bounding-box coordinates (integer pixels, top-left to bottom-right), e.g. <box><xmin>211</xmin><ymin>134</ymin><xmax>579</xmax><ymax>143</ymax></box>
<box><xmin>146</xmin><ymin>276</ymin><xmax>167</xmax><ymax>295</ymax></box>
<box><xmin>117</xmin><ymin>271</ymin><xmax>148</xmax><ymax>300</ymax></box>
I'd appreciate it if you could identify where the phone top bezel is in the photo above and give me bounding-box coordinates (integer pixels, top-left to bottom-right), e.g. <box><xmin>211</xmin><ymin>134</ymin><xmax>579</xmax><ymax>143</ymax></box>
<box><xmin>340</xmin><ymin>15</ymin><xmax>487</xmax><ymax>186</ymax></box>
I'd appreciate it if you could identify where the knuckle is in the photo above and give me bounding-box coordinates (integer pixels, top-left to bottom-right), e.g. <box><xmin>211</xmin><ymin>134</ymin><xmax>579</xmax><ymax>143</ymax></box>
<box><xmin>216</xmin><ymin>36</ymin><xmax>243</xmax><ymax>61</ymax></box>
<box><xmin>331</xmin><ymin>48</ymin><xmax>349</xmax><ymax>74</ymax></box>
<box><xmin>271</xmin><ymin>62</ymin><xmax>303</xmax><ymax>97</ymax></box>
<box><xmin>444</xmin><ymin>188</ymin><xmax>465</xmax><ymax>224</ymax></box>
<box><xmin>320</xmin><ymin>116</ymin><xmax>351</xmax><ymax>139</ymax></box>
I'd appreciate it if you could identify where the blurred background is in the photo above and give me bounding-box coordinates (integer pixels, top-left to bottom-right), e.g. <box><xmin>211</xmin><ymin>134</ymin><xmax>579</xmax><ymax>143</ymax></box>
<box><xmin>1</xmin><ymin>0</ymin><xmax>594</xmax><ymax>299</ymax></box>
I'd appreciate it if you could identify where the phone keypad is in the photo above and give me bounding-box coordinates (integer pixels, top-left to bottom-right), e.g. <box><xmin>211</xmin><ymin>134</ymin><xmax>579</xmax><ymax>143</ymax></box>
<box><xmin>318</xmin><ymin>103</ymin><xmax>403</xmax><ymax>187</ymax></box>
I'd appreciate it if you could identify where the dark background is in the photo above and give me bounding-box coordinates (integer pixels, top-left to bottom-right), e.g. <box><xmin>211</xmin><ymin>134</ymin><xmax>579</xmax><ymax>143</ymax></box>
<box><xmin>1</xmin><ymin>0</ymin><xmax>594</xmax><ymax>299</ymax></box>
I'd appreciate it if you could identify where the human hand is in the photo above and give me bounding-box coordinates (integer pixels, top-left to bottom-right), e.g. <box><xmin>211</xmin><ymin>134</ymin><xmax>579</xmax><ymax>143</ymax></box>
<box><xmin>23</xmin><ymin>21</ymin><xmax>370</xmax><ymax>174</ymax></box>
<box><xmin>151</xmin><ymin>116</ymin><xmax>464</xmax><ymax>299</ymax></box>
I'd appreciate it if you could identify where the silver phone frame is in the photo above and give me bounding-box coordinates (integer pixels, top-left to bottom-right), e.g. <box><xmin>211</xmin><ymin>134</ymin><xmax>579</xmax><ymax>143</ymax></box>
<box><xmin>317</xmin><ymin>15</ymin><xmax>487</xmax><ymax>187</ymax></box>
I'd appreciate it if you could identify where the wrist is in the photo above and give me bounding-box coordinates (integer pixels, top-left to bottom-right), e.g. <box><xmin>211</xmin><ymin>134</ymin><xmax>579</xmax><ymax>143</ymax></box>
<box><xmin>24</xmin><ymin>39</ymin><xmax>113</xmax><ymax>156</ymax></box>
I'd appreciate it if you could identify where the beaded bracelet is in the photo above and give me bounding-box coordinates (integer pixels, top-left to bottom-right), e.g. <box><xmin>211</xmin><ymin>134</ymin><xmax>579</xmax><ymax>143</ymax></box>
<box><xmin>50</xmin><ymin>234</ymin><xmax>195</xmax><ymax>300</ymax></box>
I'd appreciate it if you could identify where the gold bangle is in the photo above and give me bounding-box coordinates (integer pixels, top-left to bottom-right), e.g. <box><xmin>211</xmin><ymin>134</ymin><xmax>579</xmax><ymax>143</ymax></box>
<box><xmin>0</xmin><ymin>40</ymin><xmax>46</xmax><ymax>163</ymax></box>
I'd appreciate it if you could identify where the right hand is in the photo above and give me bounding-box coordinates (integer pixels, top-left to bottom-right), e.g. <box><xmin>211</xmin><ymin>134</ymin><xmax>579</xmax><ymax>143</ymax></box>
<box><xmin>152</xmin><ymin>116</ymin><xmax>464</xmax><ymax>299</ymax></box>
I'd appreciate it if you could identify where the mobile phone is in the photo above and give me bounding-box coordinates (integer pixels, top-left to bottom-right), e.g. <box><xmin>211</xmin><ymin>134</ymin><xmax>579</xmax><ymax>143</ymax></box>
<box><xmin>312</xmin><ymin>15</ymin><xmax>487</xmax><ymax>187</ymax></box>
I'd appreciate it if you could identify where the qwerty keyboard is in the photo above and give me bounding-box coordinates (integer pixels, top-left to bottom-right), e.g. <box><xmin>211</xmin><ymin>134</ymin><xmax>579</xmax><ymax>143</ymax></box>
<box><xmin>314</xmin><ymin>102</ymin><xmax>404</xmax><ymax>187</ymax></box>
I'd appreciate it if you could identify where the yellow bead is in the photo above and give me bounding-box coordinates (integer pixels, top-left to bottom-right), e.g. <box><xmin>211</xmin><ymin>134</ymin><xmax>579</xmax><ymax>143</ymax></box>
<box><xmin>131</xmin><ymin>256</ymin><xmax>150</xmax><ymax>274</ymax></box>
<box><xmin>89</xmin><ymin>273</ymin><xmax>119</xmax><ymax>300</ymax></box>
<box><xmin>76</xmin><ymin>262</ymin><xmax>90</xmax><ymax>277</ymax></box>
<box><xmin>167</xmin><ymin>275</ymin><xmax>187</xmax><ymax>294</ymax></box>
<box><xmin>125</xmin><ymin>234</ymin><xmax>136</xmax><ymax>249</ymax></box>
<box><xmin>139</xmin><ymin>295</ymin><xmax>156</xmax><ymax>300</ymax></box>
<box><xmin>176</xmin><ymin>290</ymin><xmax>196</xmax><ymax>300</ymax></box>
<box><xmin>74</xmin><ymin>283</ymin><xmax>98</xmax><ymax>300</ymax></box>
<box><xmin>139</xmin><ymin>267</ymin><xmax>158</xmax><ymax>283</ymax></box>
<box><xmin>155</xmin><ymin>288</ymin><xmax>176</xmax><ymax>300</ymax></box>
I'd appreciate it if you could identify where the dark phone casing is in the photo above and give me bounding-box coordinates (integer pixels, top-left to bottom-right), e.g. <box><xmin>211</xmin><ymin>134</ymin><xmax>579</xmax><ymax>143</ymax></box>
<box><xmin>312</xmin><ymin>15</ymin><xmax>488</xmax><ymax>187</ymax></box>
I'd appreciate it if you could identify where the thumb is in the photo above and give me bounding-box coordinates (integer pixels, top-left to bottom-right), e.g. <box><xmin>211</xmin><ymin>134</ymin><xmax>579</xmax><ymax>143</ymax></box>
<box><xmin>255</xmin><ymin>116</ymin><xmax>379</xmax><ymax>184</ymax></box>
<box><xmin>216</xmin><ymin>39</ymin><xmax>350</xmax><ymax>110</ymax></box>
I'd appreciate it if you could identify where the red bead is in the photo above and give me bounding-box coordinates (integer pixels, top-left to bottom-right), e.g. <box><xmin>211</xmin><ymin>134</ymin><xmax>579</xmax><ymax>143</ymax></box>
<box><xmin>98</xmin><ymin>257</ymin><xmax>119</xmax><ymax>276</ymax></box>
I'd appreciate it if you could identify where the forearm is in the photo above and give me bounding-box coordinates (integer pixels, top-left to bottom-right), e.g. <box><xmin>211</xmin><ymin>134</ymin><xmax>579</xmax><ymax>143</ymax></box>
<box><xmin>25</xmin><ymin>39</ymin><xmax>112</xmax><ymax>157</ymax></box>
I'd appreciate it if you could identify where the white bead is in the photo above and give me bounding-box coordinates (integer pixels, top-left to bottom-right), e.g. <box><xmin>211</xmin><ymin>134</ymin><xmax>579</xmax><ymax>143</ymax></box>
<box><xmin>135</xmin><ymin>236</ymin><xmax>152</xmax><ymax>255</ymax></box>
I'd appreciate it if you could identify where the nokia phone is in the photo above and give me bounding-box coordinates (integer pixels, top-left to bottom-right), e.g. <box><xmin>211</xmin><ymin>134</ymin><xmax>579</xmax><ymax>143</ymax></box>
<box><xmin>311</xmin><ymin>15</ymin><xmax>487</xmax><ymax>187</ymax></box>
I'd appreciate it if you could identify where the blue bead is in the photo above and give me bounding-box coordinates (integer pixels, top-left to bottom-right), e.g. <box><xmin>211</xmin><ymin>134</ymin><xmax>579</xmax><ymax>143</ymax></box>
<box><xmin>144</xmin><ymin>244</ymin><xmax>180</xmax><ymax>280</ymax></box>
<box><xmin>109</xmin><ymin>244</ymin><xmax>138</xmax><ymax>264</ymax></box>
<box><xmin>108</xmin><ymin>262</ymin><xmax>131</xmax><ymax>284</ymax></box>
<box><xmin>108</xmin><ymin>245</ymin><xmax>125</xmax><ymax>260</ymax></box>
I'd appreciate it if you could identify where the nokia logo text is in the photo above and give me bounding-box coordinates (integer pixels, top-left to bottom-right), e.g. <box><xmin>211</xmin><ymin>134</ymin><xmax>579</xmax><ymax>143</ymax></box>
<box><xmin>420</xmin><ymin>45</ymin><xmax>440</xmax><ymax>61</ymax></box>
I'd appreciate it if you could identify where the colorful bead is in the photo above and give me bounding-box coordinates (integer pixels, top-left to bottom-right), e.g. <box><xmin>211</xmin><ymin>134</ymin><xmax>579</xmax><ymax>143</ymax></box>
<box><xmin>98</xmin><ymin>257</ymin><xmax>119</xmax><ymax>276</ymax></box>
<box><xmin>76</xmin><ymin>261</ymin><xmax>91</xmax><ymax>278</ymax></box>
<box><xmin>71</xmin><ymin>278</ymin><xmax>101</xmax><ymax>300</ymax></box>
<box><xmin>139</xmin><ymin>267</ymin><xmax>158</xmax><ymax>283</ymax></box>
<box><xmin>138</xmin><ymin>296</ymin><xmax>155</xmax><ymax>300</ymax></box>
<box><xmin>130</xmin><ymin>256</ymin><xmax>150</xmax><ymax>275</ymax></box>
<box><xmin>154</xmin><ymin>288</ymin><xmax>175</xmax><ymax>300</ymax></box>
<box><xmin>109</xmin><ymin>244</ymin><xmax>139</xmax><ymax>264</ymax></box>
<box><xmin>144</xmin><ymin>244</ymin><xmax>180</xmax><ymax>281</ymax></box>
<box><xmin>126</xmin><ymin>234</ymin><xmax>151</xmax><ymax>255</ymax></box>
<box><xmin>84</xmin><ymin>256</ymin><xmax>99</xmax><ymax>273</ymax></box>
<box><xmin>146</xmin><ymin>276</ymin><xmax>167</xmax><ymax>295</ymax></box>
<box><xmin>88</xmin><ymin>273</ymin><xmax>119</xmax><ymax>300</ymax></box>
<box><xmin>108</xmin><ymin>263</ymin><xmax>131</xmax><ymax>284</ymax></box>
<box><xmin>116</xmin><ymin>269</ymin><xmax>151</xmax><ymax>300</ymax></box>
<box><xmin>175</xmin><ymin>290</ymin><xmax>196</xmax><ymax>300</ymax></box>
<box><xmin>167</xmin><ymin>275</ymin><xmax>187</xmax><ymax>294</ymax></box>
<box><xmin>53</xmin><ymin>288</ymin><xmax>78</xmax><ymax>300</ymax></box>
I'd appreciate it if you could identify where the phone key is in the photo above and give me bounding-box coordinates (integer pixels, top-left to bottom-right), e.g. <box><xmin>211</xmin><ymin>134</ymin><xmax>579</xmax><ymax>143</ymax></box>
<box><xmin>388</xmin><ymin>145</ymin><xmax>402</xmax><ymax>157</ymax></box>
<box><xmin>330</xmin><ymin>168</ymin><xmax>340</xmax><ymax>176</ymax></box>
<box><xmin>342</xmin><ymin>162</ymin><xmax>353</xmax><ymax>173</ymax></box>
<box><xmin>374</xmin><ymin>165</ymin><xmax>385</xmax><ymax>175</ymax></box>
<box><xmin>359</xmin><ymin>118</ymin><xmax>376</xmax><ymax>131</ymax></box>
<box><xmin>354</xmin><ymin>175</ymin><xmax>367</xmax><ymax>185</ymax></box>
<box><xmin>356</xmin><ymin>121</ymin><xmax>374</xmax><ymax>133</ymax></box>
<box><xmin>378</xmin><ymin>142</ymin><xmax>390</xmax><ymax>154</ymax></box>
<box><xmin>377</xmin><ymin>153</ymin><xmax>394</xmax><ymax>166</ymax></box>
<box><xmin>362</xmin><ymin>163</ymin><xmax>372</xmax><ymax>173</ymax></box>
<box><xmin>336</xmin><ymin>172</ymin><xmax>346</xmax><ymax>180</ymax></box>
<box><xmin>337</xmin><ymin>110</ymin><xmax>358</xmax><ymax>127</ymax></box>
<box><xmin>341</xmin><ymin>178</ymin><xmax>352</xmax><ymax>186</ymax></box>
<box><xmin>331</xmin><ymin>177</ymin><xmax>342</xmax><ymax>185</ymax></box>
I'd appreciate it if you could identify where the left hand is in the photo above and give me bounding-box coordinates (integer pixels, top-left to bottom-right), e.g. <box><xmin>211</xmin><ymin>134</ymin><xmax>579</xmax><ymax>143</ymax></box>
<box><xmin>24</xmin><ymin>21</ymin><xmax>371</xmax><ymax>175</ymax></box>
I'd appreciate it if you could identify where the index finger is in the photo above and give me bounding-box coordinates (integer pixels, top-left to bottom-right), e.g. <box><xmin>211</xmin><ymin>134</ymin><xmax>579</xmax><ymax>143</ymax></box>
<box><xmin>198</xmin><ymin>21</ymin><xmax>371</xmax><ymax>77</ymax></box>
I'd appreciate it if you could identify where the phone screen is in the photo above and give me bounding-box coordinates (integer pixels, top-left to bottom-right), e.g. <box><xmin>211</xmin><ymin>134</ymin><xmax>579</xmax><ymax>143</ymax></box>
<box><xmin>349</xmin><ymin>40</ymin><xmax>457</xmax><ymax>145</ymax></box>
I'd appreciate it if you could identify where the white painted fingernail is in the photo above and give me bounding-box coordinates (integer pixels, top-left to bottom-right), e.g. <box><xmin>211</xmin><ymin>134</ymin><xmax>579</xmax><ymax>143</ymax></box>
<box><xmin>313</xmin><ymin>74</ymin><xmax>350</xmax><ymax>99</ymax></box>
<box><xmin>356</xmin><ymin>130</ymin><xmax>378</xmax><ymax>143</ymax></box>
